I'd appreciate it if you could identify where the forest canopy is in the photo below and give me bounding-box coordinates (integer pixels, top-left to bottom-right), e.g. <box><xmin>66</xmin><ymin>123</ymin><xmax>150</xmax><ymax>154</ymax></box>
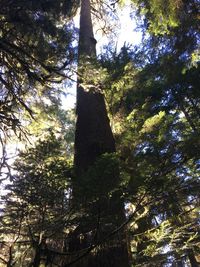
<box><xmin>0</xmin><ymin>0</ymin><xmax>199</xmax><ymax>266</ymax></box>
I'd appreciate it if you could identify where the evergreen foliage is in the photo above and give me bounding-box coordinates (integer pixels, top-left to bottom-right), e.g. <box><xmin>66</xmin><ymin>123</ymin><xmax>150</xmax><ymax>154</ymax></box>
<box><xmin>0</xmin><ymin>0</ymin><xmax>199</xmax><ymax>266</ymax></box>
<box><xmin>0</xmin><ymin>0</ymin><xmax>78</xmax><ymax>154</ymax></box>
<box><xmin>0</xmin><ymin>134</ymin><xmax>72</xmax><ymax>266</ymax></box>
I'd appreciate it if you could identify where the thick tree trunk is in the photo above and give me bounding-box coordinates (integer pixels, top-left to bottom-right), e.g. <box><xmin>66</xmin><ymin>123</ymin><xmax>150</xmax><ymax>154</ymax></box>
<box><xmin>71</xmin><ymin>0</ymin><xmax>130</xmax><ymax>266</ymax></box>
<box><xmin>74</xmin><ymin>0</ymin><xmax>115</xmax><ymax>176</ymax></box>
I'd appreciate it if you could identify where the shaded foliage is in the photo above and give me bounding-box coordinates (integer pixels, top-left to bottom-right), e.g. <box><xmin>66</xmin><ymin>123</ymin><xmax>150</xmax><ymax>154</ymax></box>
<box><xmin>0</xmin><ymin>0</ymin><xmax>79</xmax><ymax>159</ymax></box>
<box><xmin>0</xmin><ymin>134</ymin><xmax>73</xmax><ymax>266</ymax></box>
<box><xmin>98</xmin><ymin>1</ymin><xmax>200</xmax><ymax>264</ymax></box>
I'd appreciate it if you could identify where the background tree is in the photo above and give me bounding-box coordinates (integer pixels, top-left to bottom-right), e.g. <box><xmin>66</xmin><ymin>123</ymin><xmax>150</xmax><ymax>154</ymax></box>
<box><xmin>99</xmin><ymin>0</ymin><xmax>200</xmax><ymax>265</ymax></box>
<box><xmin>0</xmin><ymin>0</ymin><xmax>79</xmax><ymax>172</ymax></box>
<box><xmin>0</xmin><ymin>133</ymin><xmax>73</xmax><ymax>266</ymax></box>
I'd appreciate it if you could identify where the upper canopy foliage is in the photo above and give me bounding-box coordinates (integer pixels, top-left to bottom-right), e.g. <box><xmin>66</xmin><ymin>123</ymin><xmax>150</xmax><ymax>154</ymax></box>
<box><xmin>130</xmin><ymin>0</ymin><xmax>199</xmax><ymax>35</ymax></box>
<box><xmin>0</xmin><ymin>0</ymin><xmax>79</xmax><ymax>143</ymax></box>
<box><xmin>98</xmin><ymin>0</ymin><xmax>200</xmax><ymax>263</ymax></box>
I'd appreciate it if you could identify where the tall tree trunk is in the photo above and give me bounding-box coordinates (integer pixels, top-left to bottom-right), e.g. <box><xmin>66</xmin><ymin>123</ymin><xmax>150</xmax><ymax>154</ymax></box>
<box><xmin>74</xmin><ymin>0</ymin><xmax>115</xmax><ymax>176</ymax></box>
<box><xmin>71</xmin><ymin>0</ymin><xmax>130</xmax><ymax>266</ymax></box>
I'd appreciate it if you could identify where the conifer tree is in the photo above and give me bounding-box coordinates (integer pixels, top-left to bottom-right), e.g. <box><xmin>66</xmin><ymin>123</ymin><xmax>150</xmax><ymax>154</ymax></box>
<box><xmin>70</xmin><ymin>0</ymin><xmax>130</xmax><ymax>266</ymax></box>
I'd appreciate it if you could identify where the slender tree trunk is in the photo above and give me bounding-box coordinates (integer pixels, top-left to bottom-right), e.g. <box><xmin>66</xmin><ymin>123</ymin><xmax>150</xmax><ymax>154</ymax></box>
<box><xmin>71</xmin><ymin>0</ymin><xmax>130</xmax><ymax>266</ymax></box>
<box><xmin>31</xmin><ymin>246</ymin><xmax>41</xmax><ymax>267</ymax></box>
<box><xmin>187</xmin><ymin>249</ymin><xmax>199</xmax><ymax>267</ymax></box>
<box><xmin>176</xmin><ymin>259</ymin><xmax>184</xmax><ymax>267</ymax></box>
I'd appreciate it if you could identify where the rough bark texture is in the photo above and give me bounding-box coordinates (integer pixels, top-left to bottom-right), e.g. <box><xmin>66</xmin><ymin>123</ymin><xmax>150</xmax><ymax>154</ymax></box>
<box><xmin>72</xmin><ymin>0</ymin><xmax>130</xmax><ymax>266</ymax></box>
<box><xmin>74</xmin><ymin>0</ymin><xmax>115</xmax><ymax>175</ymax></box>
<box><xmin>75</xmin><ymin>89</ymin><xmax>116</xmax><ymax>175</ymax></box>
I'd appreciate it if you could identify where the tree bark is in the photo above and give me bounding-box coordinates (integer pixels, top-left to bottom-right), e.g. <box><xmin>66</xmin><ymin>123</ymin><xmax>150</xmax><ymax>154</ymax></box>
<box><xmin>30</xmin><ymin>244</ymin><xmax>42</xmax><ymax>267</ymax></box>
<box><xmin>71</xmin><ymin>0</ymin><xmax>130</xmax><ymax>266</ymax></box>
<box><xmin>74</xmin><ymin>0</ymin><xmax>115</xmax><ymax>176</ymax></box>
